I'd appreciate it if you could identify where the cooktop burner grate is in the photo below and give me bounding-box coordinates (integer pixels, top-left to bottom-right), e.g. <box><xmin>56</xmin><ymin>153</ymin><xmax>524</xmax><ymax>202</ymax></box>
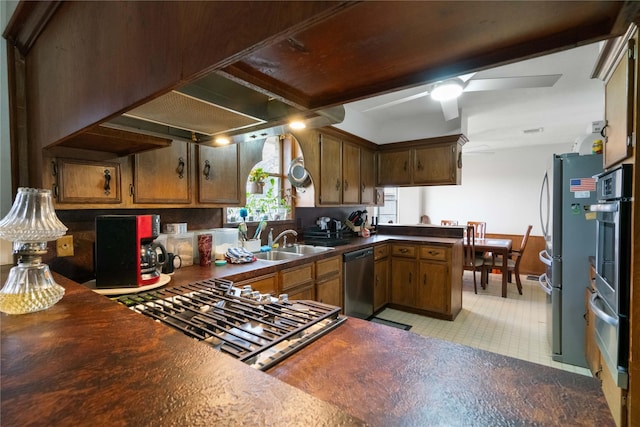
<box><xmin>117</xmin><ymin>279</ymin><xmax>345</xmax><ymax>370</ymax></box>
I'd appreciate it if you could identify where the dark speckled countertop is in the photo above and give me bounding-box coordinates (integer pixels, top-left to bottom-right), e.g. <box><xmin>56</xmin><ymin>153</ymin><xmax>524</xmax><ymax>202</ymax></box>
<box><xmin>0</xmin><ymin>233</ymin><xmax>614</xmax><ymax>426</ymax></box>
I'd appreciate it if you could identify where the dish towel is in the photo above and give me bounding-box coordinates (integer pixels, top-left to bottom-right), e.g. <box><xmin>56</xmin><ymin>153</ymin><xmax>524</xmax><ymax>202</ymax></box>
<box><xmin>225</xmin><ymin>247</ymin><xmax>256</xmax><ymax>264</ymax></box>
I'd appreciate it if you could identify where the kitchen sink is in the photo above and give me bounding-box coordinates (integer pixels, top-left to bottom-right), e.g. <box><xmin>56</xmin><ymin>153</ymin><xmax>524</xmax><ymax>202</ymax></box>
<box><xmin>253</xmin><ymin>251</ymin><xmax>305</xmax><ymax>261</ymax></box>
<box><xmin>277</xmin><ymin>244</ymin><xmax>335</xmax><ymax>255</ymax></box>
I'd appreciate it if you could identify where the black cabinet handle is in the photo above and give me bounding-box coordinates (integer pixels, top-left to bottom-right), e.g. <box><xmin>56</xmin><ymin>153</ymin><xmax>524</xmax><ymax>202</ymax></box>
<box><xmin>417</xmin><ymin>160</ymin><xmax>423</xmax><ymax>171</ymax></box>
<box><xmin>203</xmin><ymin>160</ymin><xmax>211</xmax><ymax>180</ymax></box>
<box><xmin>423</xmin><ymin>274</ymin><xmax>427</xmax><ymax>285</ymax></box>
<box><xmin>403</xmin><ymin>160</ymin><xmax>408</xmax><ymax>171</ymax></box>
<box><xmin>51</xmin><ymin>161</ymin><xmax>58</xmax><ymax>177</ymax></box>
<box><xmin>103</xmin><ymin>169</ymin><xmax>111</xmax><ymax>195</ymax></box>
<box><xmin>344</xmin><ymin>180</ymin><xmax>349</xmax><ymax>191</ymax></box>
<box><xmin>177</xmin><ymin>157</ymin><xmax>185</xmax><ymax>179</ymax></box>
<box><xmin>336</xmin><ymin>179</ymin><xmax>341</xmax><ymax>191</ymax></box>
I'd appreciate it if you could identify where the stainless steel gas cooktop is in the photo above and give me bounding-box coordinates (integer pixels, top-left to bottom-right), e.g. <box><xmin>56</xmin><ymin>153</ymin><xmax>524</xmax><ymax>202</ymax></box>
<box><xmin>117</xmin><ymin>279</ymin><xmax>346</xmax><ymax>370</ymax></box>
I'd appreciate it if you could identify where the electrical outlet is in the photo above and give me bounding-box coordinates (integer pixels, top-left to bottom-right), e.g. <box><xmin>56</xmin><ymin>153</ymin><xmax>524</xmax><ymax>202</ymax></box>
<box><xmin>56</xmin><ymin>235</ymin><xmax>74</xmax><ymax>257</ymax></box>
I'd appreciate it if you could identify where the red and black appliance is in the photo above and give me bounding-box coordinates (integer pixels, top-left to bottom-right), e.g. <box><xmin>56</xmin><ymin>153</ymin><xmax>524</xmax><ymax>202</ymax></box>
<box><xmin>95</xmin><ymin>214</ymin><xmax>164</xmax><ymax>288</ymax></box>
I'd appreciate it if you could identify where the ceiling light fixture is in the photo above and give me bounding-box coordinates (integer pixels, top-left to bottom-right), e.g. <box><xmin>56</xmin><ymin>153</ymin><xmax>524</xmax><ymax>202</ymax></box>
<box><xmin>430</xmin><ymin>78</ymin><xmax>464</xmax><ymax>101</ymax></box>
<box><xmin>214</xmin><ymin>137</ymin><xmax>230</xmax><ymax>145</ymax></box>
<box><xmin>289</xmin><ymin>121</ymin><xmax>306</xmax><ymax>130</ymax></box>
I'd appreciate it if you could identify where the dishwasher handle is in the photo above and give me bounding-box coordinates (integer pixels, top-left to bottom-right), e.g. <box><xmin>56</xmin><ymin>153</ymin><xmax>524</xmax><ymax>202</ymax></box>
<box><xmin>343</xmin><ymin>248</ymin><xmax>374</xmax><ymax>262</ymax></box>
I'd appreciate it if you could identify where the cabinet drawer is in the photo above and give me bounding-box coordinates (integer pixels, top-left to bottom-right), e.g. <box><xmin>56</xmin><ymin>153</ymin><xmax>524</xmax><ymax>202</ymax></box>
<box><xmin>374</xmin><ymin>244</ymin><xmax>389</xmax><ymax>260</ymax></box>
<box><xmin>391</xmin><ymin>244</ymin><xmax>417</xmax><ymax>258</ymax></box>
<box><xmin>280</xmin><ymin>263</ymin><xmax>314</xmax><ymax>291</ymax></box>
<box><xmin>419</xmin><ymin>245</ymin><xmax>449</xmax><ymax>261</ymax></box>
<box><xmin>235</xmin><ymin>273</ymin><xmax>277</xmax><ymax>296</ymax></box>
<box><xmin>316</xmin><ymin>256</ymin><xmax>341</xmax><ymax>279</ymax></box>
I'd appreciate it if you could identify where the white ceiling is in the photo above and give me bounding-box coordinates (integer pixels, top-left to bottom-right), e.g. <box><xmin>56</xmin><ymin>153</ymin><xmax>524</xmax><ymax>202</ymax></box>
<box><xmin>333</xmin><ymin>42</ymin><xmax>605</xmax><ymax>154</ymax></box>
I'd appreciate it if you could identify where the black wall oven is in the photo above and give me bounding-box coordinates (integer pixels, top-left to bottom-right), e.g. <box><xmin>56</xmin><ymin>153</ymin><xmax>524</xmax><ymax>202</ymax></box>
<box><xmin>589</xmin><ymin>164</ymin><xmax>632</xmax><ymax>389</ymax></box>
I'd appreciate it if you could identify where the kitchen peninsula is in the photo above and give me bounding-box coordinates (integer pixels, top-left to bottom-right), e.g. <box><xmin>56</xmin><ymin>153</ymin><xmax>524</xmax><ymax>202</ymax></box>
<box><xmin>1</xmin><ymin>236</ymin><xmax>615</xmax><ymax>425</ymax></box>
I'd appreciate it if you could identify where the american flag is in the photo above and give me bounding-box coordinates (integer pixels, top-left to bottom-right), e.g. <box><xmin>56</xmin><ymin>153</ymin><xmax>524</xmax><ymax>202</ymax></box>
<box><xmin>569</xmin><ymin>177</ymin><xmax>596</xmax><ymax>192</ymax></box>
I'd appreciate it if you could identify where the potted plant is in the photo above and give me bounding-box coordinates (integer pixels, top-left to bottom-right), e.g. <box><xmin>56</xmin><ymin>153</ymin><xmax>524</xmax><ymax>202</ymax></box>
<box><xmin>248</xmin><ymin>167</ymin><xmax>270</xmax><ymax>194</ymax></box>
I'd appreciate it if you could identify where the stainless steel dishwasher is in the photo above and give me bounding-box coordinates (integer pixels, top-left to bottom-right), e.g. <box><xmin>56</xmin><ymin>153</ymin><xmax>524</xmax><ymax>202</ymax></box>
<box><xmin>343</xmin><ymin>247</ymin><xmax>374</xmax><ymax>319</ymax></box>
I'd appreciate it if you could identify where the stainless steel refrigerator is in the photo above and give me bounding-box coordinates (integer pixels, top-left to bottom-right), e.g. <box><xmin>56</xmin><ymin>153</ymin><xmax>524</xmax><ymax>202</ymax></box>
<box><xmin>539</xmin><ymin>152</ymin><xmax>602</xmax><ymax>368</ymax></box>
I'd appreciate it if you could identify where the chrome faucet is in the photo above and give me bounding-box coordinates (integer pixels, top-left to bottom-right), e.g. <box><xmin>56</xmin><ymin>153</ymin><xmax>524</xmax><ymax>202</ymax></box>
<box><xmin>273</xmin><ymin>229</ymin><xmax>298</xmax><ymax>247</ymax></box>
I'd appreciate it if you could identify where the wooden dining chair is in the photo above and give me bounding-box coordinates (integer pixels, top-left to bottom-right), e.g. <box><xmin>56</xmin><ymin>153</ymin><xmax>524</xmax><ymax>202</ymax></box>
<box><xmin>466</xmin><ymin>221</ymin><xmax>486</xmax><ymax>238</ymax></box>
<box><xmin>463</xmin><ymin>225</ymin><xmax>484</xmax><ymax>294</ymax></box>
<box><xmin>483</xmin><ymin>225</ymin><xmax>533</xmax><ymax>295</ymax></box>
<box><xmin>440</xmin><ymin>219</ymin><xmax>458</xmax><ymax>226</ymax></box>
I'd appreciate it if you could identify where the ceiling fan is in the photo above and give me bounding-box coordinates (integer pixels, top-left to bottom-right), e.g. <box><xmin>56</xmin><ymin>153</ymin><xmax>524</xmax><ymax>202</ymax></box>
<box><xmin>363</xmin><ymin>73</ymin><xmax>562</xmax><ymax>121</ymax></box>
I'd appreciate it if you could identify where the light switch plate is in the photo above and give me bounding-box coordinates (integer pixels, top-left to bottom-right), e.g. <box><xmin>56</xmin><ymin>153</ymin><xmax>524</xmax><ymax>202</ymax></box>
<box><xmin>56</xmin><ymin>235</ymin><xmax>74</xmax><ymax>257</ymax></box>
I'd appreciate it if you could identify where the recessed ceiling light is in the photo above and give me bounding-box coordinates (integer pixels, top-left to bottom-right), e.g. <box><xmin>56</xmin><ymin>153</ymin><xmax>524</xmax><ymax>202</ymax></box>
<box><xmin>289</xmin><ymin>121</ymin><xmax>306</xmax><ymax>130</ymax></box>
<box><xmin>215</xmin><ymin>137</ymin><xmax>230</xmax><ymax>145</ymax></box>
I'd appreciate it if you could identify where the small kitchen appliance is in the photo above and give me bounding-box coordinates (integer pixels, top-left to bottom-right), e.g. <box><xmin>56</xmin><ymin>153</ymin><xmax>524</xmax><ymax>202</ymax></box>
<box><xmin>95</xmin><ymin>214</ymin><xmax>165</xmax><ymax>288</ymax></box>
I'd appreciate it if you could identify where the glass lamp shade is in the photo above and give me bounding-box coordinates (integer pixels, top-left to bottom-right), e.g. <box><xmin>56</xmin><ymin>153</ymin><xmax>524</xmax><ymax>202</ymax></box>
<box><xmin>0</xmin><ymin>188</ymin><xmax>67</xmax><ymax>245</ymax></box>
<box><xmin>0</xmin><ymin>188</ymin><xmax>67</xmax><ymax>314</ymax></box>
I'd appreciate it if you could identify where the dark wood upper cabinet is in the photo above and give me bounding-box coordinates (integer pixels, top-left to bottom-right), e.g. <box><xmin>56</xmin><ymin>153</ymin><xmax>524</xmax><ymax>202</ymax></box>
<box><xmin>4</xmin><ymin>1</ymin><xmax>640</xmax><ymax>188</ymax></box>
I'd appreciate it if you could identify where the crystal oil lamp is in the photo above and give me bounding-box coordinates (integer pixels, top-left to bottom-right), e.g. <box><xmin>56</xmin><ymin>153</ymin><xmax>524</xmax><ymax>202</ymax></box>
<box><xmin>0</xmin><ymin>188</ymin><xmax>68</xmax><ymax>314</ymax></box>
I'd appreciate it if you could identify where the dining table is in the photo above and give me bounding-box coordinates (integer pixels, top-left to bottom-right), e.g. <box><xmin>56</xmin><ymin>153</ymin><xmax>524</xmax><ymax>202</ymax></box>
<box><xmin>466</xmin><ymin>237</ymin><xmax>513</xmax><ymax>298</ymax></box>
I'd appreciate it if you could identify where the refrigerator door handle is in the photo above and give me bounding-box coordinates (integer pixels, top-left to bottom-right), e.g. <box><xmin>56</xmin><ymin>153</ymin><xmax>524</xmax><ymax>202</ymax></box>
<box><xmin>589</xmin><ymin>292</ymin><xmax>618</xmax><ymax>326</ymax></box>
<box><xmin>539</xmin><ymin>171</ymin><xmax>550</xmax><ymax>240</ymax></box>
<box><xmin>538</xmin><ymin>249</ymin><xmax>552</xmax><ymax>266</ymax></box>
<box><xmin>538</xmin><ymin>273</ymin><xmax>552</xmax><ymax>295</ymax></box>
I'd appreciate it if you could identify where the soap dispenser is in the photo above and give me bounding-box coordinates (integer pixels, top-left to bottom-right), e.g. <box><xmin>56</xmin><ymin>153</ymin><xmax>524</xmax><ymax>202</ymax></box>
<box><xmin>267</xmin><ymin>228</ymin><xmax>274</xmax><ymax>247</ymax></box>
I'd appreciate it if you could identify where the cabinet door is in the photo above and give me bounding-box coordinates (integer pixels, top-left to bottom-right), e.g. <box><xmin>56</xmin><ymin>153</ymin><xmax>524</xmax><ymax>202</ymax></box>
<box><xmin>377</xmin><ymin>149</ymin><xmax>412</xmax><ymax>185</ymax></box>
<box><xmin>342</xmin><ymin>142</ymin><xmax>361</xmax><ymax>204</ymax></box>
<box><xmin>374</xmin><ymin>258</ymin><xmax>389</xmax><ymax>311</ymax></box>
<box><xmin>604</xmin><ymin>38</ymin><xmax>635</xmax><ymax>168</ymax></box>
<box><xmin>360</xmin><ymin>148</ymin><xmax>376</xmax><ymax>205</ymax></box>
<box><xmin>134</xmin><ymin>141</ymin><xmax>191</xmax><ymax>204</ymax></box>
<box><xmin>55</xmin><ymin>158</ymin><xmax>122</xmax><ymax>204</ymax></box>
<box><xmin>413</xmin><ymin>144</ymin><xmax>459</xmax><ymax>185</ymax></box>
<box><xmin>198</xmin><ymin>144</ymin><xmax>240</xmax><ymax>204</ymax></box>
<box><xmin>287</xmin><ymin>284</ymin><xmax>315</xmax><ymax>301</ymax></box>
<box><xmin>417</xmin><ymin>260</ymin><xmax>449</xmax><ymax>314</ymax></box>
<box><xmin>319</xmin><ymin>133</ymin><xmax>343</xmax><ymax>205</ymax></box>
<box><xmin>390</xmin><ymin>257</ymin><xmax>416</xmax><ymax>307</ymax></box>
<box><xmin>316</xmin><ymin>276</ymin><xmax>342</xmax><ymax>308</ymax></box>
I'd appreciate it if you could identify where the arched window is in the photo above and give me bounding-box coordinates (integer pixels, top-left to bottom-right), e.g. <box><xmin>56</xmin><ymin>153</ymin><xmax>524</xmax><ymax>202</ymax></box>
<box><xmin>227</xmin><ymin>136</ymin><xmax>292</xmax><ymax>222</ymax></box>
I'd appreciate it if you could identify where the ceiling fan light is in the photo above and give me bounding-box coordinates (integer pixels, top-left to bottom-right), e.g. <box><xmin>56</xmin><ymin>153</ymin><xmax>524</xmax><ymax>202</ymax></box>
<box><xmin>430</xmin><ymin>78</ymin><xmax>464</xmax><ymax>101</ymax></box>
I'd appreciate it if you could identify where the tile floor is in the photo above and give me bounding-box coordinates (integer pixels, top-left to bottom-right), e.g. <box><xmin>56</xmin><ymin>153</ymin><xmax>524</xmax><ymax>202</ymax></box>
<box><xmin>376</xmin><ymin>271</ymin><xmax>592</xmax><ymax>376</ymax></box>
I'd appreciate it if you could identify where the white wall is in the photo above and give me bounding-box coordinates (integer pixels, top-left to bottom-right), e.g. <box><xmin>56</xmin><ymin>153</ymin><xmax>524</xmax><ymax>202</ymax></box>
<box><xmin>1</xmin><ymin>1</ymin><xmax>19</xmax><ymax>265</ymax></box>
<box><xmin>402</xmin><ymin>142</ymin><xmax>573</xmax><ymax>236</ymax></box>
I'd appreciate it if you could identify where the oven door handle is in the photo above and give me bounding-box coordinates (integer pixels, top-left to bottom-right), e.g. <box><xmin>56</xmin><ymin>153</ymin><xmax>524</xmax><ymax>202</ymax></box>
<box><xmin>589</xmin><ymin>203</ymin><xmax>618</xmax><ymax>213</ymax></box>
<box><xmin>538</xmin><ymin>249</ymin><xmax>552</xmax><ymax>266</ymax></box>
<box><xmin>538</xmin><ymin>273</ymin><xmax>552</xmax><ymax>295</ymax></box>
<box><xmin>589</xmin><ymin>292</ymin><xmax>618</xmax><ymax>326</ymax></box>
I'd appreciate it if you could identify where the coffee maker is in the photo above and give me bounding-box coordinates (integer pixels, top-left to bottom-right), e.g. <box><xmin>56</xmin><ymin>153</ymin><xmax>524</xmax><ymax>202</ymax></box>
<box><xmin>95</xmin><ymin>214</ymin><xmax>165</xmax><ymax>288</ymax></box>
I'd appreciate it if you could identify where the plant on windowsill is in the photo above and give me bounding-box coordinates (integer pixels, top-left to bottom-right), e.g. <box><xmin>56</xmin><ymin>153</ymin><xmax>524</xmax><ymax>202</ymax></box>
<box><xmin>245</xmin><ymin>179</ymin><xmax>292</xmax><ymax>221</ymax></box>
<box><xmin>248</xmin><ymin>167</ymin><xmax>270</xmax><ymax>194</ymax></box>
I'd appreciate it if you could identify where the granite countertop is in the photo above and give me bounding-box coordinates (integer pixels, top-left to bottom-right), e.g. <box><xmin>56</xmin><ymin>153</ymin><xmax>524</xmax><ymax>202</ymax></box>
<box><xmin>0</xmin><ymin>266</ymin><xmax>614</xmax><ymax>425</ymax></box>
<box><xmin>0</xmin><ymin>273</ymin><xmax>363</xmax><ymax>426</ymax></box>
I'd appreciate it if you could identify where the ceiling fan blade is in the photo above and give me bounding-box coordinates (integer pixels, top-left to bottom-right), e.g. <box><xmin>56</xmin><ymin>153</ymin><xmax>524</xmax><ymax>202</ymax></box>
<box><xmin>464</xmin><ymin>74</ymin><xmax>562</xmax><ymax>92</ymax></box>
<box><xmin>440</xmin><ymin>98</ymin><xmax>459</xmax><ymax>121</ymax></box>
<box><xmin>363</xmin><ymin>90</ymin><xmax>431</xmax><ymax>112</ymax></box>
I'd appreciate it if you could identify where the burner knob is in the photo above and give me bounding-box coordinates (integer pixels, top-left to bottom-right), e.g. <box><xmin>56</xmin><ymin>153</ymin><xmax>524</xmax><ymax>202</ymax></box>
<box><xmin>278</xmin><ymin>294</ymin><xmax>289</xmax><ymax>303</ymax></box>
